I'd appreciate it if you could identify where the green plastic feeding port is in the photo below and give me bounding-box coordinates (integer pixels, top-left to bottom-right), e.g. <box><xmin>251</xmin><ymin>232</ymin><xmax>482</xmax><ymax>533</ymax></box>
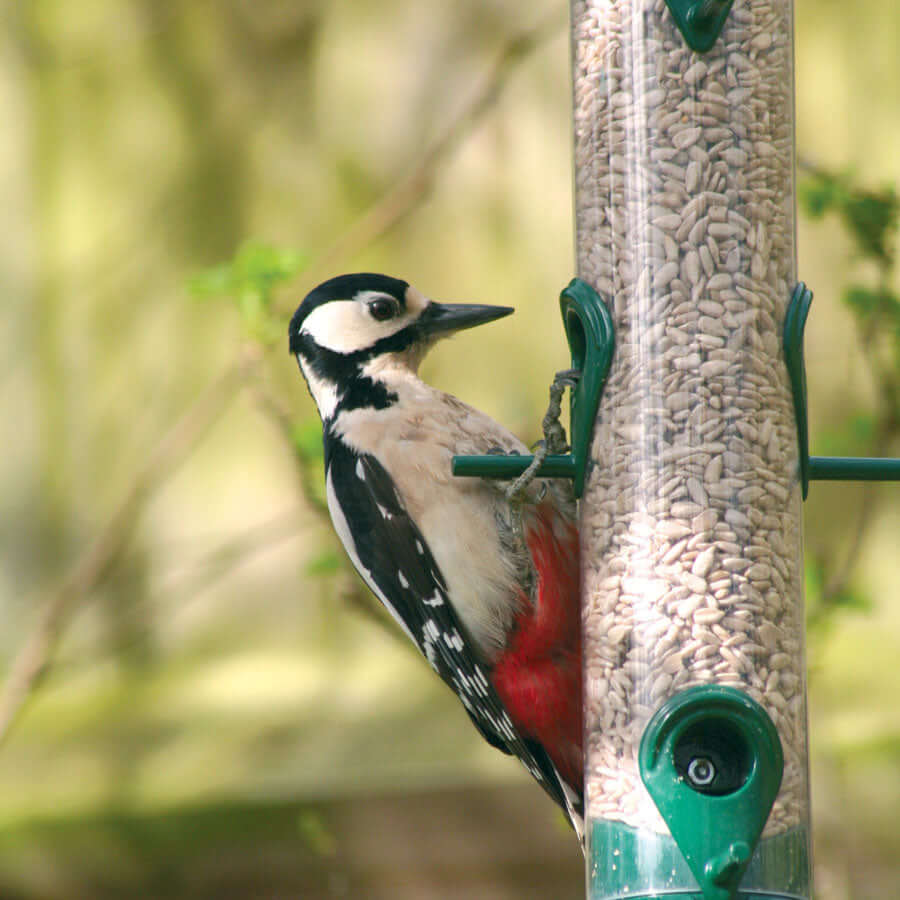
<box><xmin>451</xmin><ymin>278</ymin><xmax>613</xmax><ymax>498</ymax></box>
<box><xmin>589</xmin><ymin>686</ymin><xmax>809</xmax><ymax>900</ymax></box>
<box><xmin>783</xmin><ymin>282</ymin><xmax>900</xmax><ymax>499</ymax></box>
<box><xmin>639</xmin><ymin>687</ymin><xmax>782</xmax><ymax>900</ymax></box>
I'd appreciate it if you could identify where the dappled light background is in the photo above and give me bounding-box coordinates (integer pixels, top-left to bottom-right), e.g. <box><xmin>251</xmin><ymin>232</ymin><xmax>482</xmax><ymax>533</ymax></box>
<box><xmin>1</xmin><ymin>1</ymin><xmax>898</xmax><ymax>897</ymax></box>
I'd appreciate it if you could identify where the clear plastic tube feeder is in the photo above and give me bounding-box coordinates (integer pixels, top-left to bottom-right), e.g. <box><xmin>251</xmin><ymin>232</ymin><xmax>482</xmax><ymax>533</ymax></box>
<box><xmin>571</xmin><ymin>0</ymin><xmax>812</xmax><ymax>897</ymax></box>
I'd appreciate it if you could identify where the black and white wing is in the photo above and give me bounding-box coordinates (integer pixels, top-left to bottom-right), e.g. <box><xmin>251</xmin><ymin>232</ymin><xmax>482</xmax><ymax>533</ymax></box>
<box><xmin>323</xmin><ymin>436</ymin><xmax>582</xmax><ymax>830</ymax></box>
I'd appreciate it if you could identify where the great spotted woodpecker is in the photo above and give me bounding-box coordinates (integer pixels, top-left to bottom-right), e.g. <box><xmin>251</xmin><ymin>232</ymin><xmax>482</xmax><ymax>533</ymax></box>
<box><xmin>289</xmin><ymin>273</ymin><xmax>583</xmax><ymax>835</ymax></box>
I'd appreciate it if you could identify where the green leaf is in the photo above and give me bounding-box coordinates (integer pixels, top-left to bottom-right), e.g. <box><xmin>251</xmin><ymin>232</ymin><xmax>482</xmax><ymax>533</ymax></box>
<box><xmin>305</xmin><ymin>550</ymin><xmax>342</xmax><ymax>576</ymax></box>
<box><xmin>188</xmin><ymin>241</ymin><xmax>307</xmax><ymax>342</ymax></box>
<box><xmin>800</xmin><ymin>169</ymin><xmax>898</xmax><ymax>265</ymax></box>
<box><xmin>187</xmin><ymin>263</ymin><xmax>234</xmax><ymax>298</ymax></box>
<box><xmin>233</xmin><ymin>242</ymin><xmax>306</xmax><ymax>296</ymax></box>
<box><xmin>843</xmin><ymin>186</ymin><xmax>898</xmax><ymax>265</ymax></box>
<box><xmin>804</xmin><ymin>557</ymin><xmax>824</xmax><ymax>601</ymax></box>
<box><xmin>295</xmin><ymin>810</ymin><xmax>336</xmax><ymax>856</ymax></box>
<box><xmin>798</xmin><ymin>171</ymin><xmax>846</xmax><ymax>220</ymax></box>
<box><xmin>831</xmin><ymin>587</ymin><xmax>872</xmax><ymax>614</ymax></box>
<box><xmin>290</xmin><ymin>420</ymin><xmax>324</xmax><ymax>462</ymax></box>
<box><xmin>841</xmin><ymin>284</ymin><xmax>900</xmax><ymax>322</ymax></box>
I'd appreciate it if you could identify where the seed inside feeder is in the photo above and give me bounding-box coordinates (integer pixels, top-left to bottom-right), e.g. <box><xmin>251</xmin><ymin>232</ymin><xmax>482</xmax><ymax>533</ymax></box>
<box><xmin>572</xmin><ymin>0</ymin><xmax>808</xmax><ymax>843</ymax></box>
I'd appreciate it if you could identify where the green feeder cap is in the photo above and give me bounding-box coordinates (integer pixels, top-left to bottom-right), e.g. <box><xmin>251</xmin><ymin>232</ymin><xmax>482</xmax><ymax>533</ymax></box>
<box><xmin>664</xmin><ymin>0</ymin><xmax>735</xmax><ymax>53</ymax></box>
<box><xmin>638</xmin><ymin>686</ymin><xmax>784</xmax><ymax>900</ymax></box>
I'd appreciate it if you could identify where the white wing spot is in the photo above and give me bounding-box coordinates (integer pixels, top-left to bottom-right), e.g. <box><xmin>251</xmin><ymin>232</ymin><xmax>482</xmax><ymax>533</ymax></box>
<box><xmin>355</xmin><ymin>459</ymin><xmax>365</xmax><ymax>481</ymax></box>
<box><xmin>443</xmin><ymin>629</ymin><xmax>464</xmax><ymax>652</ymax></box>
<box><xmin>485</xmin><ymin>711</ymin><xmax>504</xmax><ymax>736</ymax></box>
<box><xmin>454</xmin><ymin>670</ymin><xmax>473</xmax><ymax>694</ymax></box>
<box><xmin>377</xmin><ymin>502</ymin><xmax>393</xmax><ymax>520</ymax></box>
<box><xmin>423</xmin><ymin>592</ymin><xmax>443</xmax><ymax>607</ymax></box>
<box><xmin>498</xmin><ymin>712</ymin><xmax>517</xmax><ymax>741</ymax></box>
<box><xmin>415</xmin><ymin>540</ymin><xmax>424</xmax><ymax>555</ymax></box>
<box><xmin>398</xmin><ymin>571</ymin><xmax>409</xmax><ymax>588</ymax></box>
<box><xmin>422</xmin><ymin>620</ymin><xmax>440</xmax><ymax>671</ymax></box>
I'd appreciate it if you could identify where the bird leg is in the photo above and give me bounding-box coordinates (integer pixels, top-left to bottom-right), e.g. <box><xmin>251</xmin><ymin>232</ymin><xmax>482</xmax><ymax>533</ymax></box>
<box><xmin>506</xmin><ymin>368</ymin><xmax>579</xmax><ymax>502</ymax></box>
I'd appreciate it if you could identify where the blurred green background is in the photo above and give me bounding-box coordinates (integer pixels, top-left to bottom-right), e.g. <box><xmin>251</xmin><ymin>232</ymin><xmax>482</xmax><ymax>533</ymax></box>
<box><xmin>1</xmin><ymin>1</ymin><xmax>899</xmax><ymax>897</ymax></box>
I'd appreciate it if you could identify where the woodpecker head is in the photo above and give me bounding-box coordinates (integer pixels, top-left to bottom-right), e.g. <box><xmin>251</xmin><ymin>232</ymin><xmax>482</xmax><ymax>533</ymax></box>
<box><xmin>289</xmin><ymin>273</ymin><xmax>513</xmax><ymax>419</ymax></box>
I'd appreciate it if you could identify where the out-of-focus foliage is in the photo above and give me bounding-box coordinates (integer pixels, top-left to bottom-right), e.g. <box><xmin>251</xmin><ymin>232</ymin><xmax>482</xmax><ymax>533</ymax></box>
<box><xmin>797</xmin><ymin>153</ymin><xmax>900</xmax><ymax>898</ymax></box>
<box><xmin>1</xmin><ymin>0</ymin><xmax>899</xmax><ymax>897</ymax></box>
<box><xmin>190</xmin><ymin>241</ymin><xmax>307</xmax><ymax>343</ymax></box>
<box><xmin>799</xmin><ymin>166</ymin><xmax>900</xmax><ymax>644</ymax></box>
<box><xmin>800</xmin><ymin>171</ymin><xmax>897</xmax><ymax>265</ymax></box>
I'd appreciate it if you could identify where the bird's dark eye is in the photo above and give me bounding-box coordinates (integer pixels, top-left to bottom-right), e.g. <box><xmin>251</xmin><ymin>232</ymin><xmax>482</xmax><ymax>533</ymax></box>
<box><xmin>368</xmin><ymin>297</ymin><xmax>399</xmax><ymax>321</ymax></box>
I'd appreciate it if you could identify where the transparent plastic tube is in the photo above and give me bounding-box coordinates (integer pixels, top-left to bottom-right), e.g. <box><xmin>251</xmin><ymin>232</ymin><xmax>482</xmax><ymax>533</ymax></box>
<box><xmin>571</xmin><ymin>0</ymin><xmax>811</xmax><ymax>896</ymax></box>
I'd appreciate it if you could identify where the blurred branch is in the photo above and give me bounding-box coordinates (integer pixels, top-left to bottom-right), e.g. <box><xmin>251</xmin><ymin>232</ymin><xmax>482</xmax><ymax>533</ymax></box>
<box><xmin>301</xmin><ymin>10</ymin><xmax>565</xmax><ymax>290</ymax></box>
<box><xmin>181</xmin><ymin>14</ymin><xmax>567</xmax><ymax>638</ymax></box>
<box><xmin>33</xmin><ymin>12</ymin><xmax>561</xmax><ymax>319</ymax></box>
<box><xmin>249</xmin><ymin>384</ymin><xmax>402</xmax><ymax>637</ymax></box>
<box><xmin>157</xmin><ymin>507</ymin><xmax>306</xmax><ymax>598</ymax></box>
<box><xmin>250</xmin><ymin>383</ymin><xmax>327</xmax><ymax>515</ymax></box>
<box><xmin>0</xmin><ymin>347</ymin><xmax>261</xmax><ymax>747</ymax></box>
<box><xmin>0</xmin><ymin>17</ymin><xmax>564</xmax><ymax>744</ymax></box>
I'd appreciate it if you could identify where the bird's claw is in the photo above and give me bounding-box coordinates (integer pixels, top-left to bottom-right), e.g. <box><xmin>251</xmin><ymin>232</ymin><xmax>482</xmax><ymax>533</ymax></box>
<box><xmin>553</xmin><ymin>368</ymin><xmax>581</xmax><ymax>390</ymax></box>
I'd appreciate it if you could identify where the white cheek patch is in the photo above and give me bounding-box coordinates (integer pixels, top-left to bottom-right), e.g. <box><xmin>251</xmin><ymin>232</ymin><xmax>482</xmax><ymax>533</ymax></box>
<box><xmin>302</xmin><ymin>298</ymin><xmax>414</xmax><ymax>354</ymax></box>
<box><xmin>298</xmin><ymin>356</ymin><xmax>339</xmax><ymax>419</ymax></box>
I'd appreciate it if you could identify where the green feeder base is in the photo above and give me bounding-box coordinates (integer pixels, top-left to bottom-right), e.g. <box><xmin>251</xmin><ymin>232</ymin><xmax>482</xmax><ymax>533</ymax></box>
<box><xmin>587</xmin><ymin>819</ymin><xmax>810</xmax><ymax>900</ymax></box>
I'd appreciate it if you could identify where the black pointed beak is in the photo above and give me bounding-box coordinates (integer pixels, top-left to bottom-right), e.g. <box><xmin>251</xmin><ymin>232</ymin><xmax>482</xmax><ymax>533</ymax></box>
<box><xmin>417</xmin><ymin>302</ymin><xmax>514</xmax><ymax>338</ymax></box>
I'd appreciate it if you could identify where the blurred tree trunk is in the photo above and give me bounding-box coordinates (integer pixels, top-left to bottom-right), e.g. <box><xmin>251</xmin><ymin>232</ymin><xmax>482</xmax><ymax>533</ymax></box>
<box><xmin>24</xmin><ymin>2</ymin><xmax>71</xmax><ymax>571</ymax></box>
<box><xmin>139</xmin><ymin>0</ymin><xmax>249</xmax><ymax>264</ymax></box>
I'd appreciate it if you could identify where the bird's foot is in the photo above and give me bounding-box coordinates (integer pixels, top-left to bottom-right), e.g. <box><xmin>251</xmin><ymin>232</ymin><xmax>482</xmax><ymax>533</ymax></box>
<box><xmin>505</xmin><ymin>369</ymin><xmax>578</xmax><ymax>502</ymax></box>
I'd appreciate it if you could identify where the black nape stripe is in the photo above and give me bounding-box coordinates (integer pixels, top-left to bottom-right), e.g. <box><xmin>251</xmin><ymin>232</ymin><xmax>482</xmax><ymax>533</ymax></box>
<box><xmin>336</xmin><ymin>378</ymin><xmax>397</xmax><ymax>413</ymax></box>
<box><xmin>292</xmin><ymin>324</ymin><xmax>424</xmax><ymax>414</ymax></box>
